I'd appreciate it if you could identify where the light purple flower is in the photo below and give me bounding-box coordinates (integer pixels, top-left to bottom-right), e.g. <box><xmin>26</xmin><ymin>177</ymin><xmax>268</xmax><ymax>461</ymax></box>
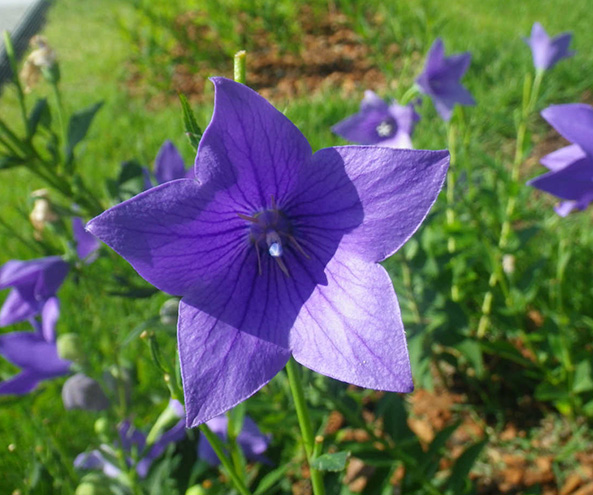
<box><xmin>0</xmin><ymin>256</ymin><xmax>69</xmax><ymax>327</ymax></box>
<box><xmin>62</xmin><ymin>373</ymin><xmax>109</xmax><ymax>411</ymax></box>
<box><xmin>143</xmin><ymin>140</ymin><xmax>193</xmax><ymax>189</ymax></box>
<box><xmin>528</xmin><ymin>103</ymin><xmax>593</xmax><ymax>215</ymax></box>
<box><xmin>198</xmin><ymin>414</ymin><xmax>270</xmax><ymax>466</ymax></box>
<box><xmin>87</xmin><ymin>77</ymin><xmax>450</xmax><ymax>427</ymax></box>
<box><xmin>524</xmin><ymin>22</ymin><xmax>574</xmax><ymax>71</ymax></box>
<box><xmin>332</xmin><ymin>90</ymin><xmax>420</xmax><ymax>149</ymax></box>
<box><xmin>72</xmin><ymin>217</ymin><xmax>100</xmax><ymax>262</ymax></box>
<box><xmin>75</xmin><ymin>410</ymin><xmax>186</xmax><ymax>479</ymax></box>
<box><xmin>0</xmin><ymin>298</ymin><xmax>70</xmax><ymax>394</ymax></box>
<box><xmin>416</xmin><ymin>38</ymin><xmax>475</xmax><ymax>121</ymax></box>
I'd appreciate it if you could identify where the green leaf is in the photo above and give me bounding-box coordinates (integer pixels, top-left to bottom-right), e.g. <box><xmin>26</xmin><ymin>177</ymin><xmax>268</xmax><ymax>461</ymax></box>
<box><xmin>253</xmin><ymin>463</ymin><xmax>292</xmax><ymax>495</ymax></box>
<box><xmin>27</xmin><ymin>98</ymin><xmax>51</xmax><ymax>135</ymax></box>
<box><xmin>573</xmin><ymin>360</ymin><xmax>593</xmax><ymax>394</ymax></box>
<box><xmin>66</xmin><ymin>101</ymin><xmax>103</xmax><ymax>165</ymax></box>
<box><xmin>310</xmin><ymin>451</ymin><xmax>349</xmax><ymax>472</ymax></box>
<box><xmin>419</xmin><ymin>422</ymin><xmax>459</xmax><ymax>478</ymax></box>
<box><xmin>445</xmin><ymin>440</ymin><xmax>486</xmax><ymax>494</ymax></box>
<box><xmin>0</xmin><ymin>156</ymin><xmax>25</xmax><ymax>170</ymax></box>
<box><xmin>457</xmin><ymin>339</ymin><xmax>485</xmax><ymax>379</ymax></box>
<box><xmin>179</xmin><ymin>93</ymin><xmax>202</xmax><ymax>151</ymax></box>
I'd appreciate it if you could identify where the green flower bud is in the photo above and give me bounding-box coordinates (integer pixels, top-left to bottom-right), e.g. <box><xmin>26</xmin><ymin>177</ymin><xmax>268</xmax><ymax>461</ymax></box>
<box><xmin>56</xmin><ymin>333</ymin><xmax>85</xmax><ymax>364</ymax></box>
<box><xmin>185</xmin><ymin>486</ymin><xmax>207</xmax><ymax>495</ymax></box>
<box><xmin>75</xmin><ymin>474</ymin><xmax>111</xmax><ymax>495</ymax></box>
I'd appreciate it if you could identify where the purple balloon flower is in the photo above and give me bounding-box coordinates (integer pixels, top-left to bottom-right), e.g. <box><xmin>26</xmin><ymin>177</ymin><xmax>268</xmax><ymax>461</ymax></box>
<box><xmin>87</xmin><ymin>77</ymin><xmax>450</xmax><ymax>427</ymax></box>
<box><xmin>0</xmin><ymin>256</ymin><xmax>69</xmax><ymax>327</ymax></box>
<box><xmin>416</xmin><ymin>38</ymin><xmax>475</xmax><ymax>122</ymax></box>
<box><xmin>0</xmin><ymin>298</ymin><xmax>71</xmax><ymax>394</ymax></box>
<box><xmin>75</xmin><ymin>406</ymin><xmax>186</xmax><ymax>479</ymax></box>
<box><xmin>143</xmin><ymin>140</ymin><xmax>193</xmax><ymax>189</ymax></box>
<box><xmin>524</xmin><ymin>22</ymin><xmax>574</xmax><ymax>71</ymax></box>
<box><xmin>528</xmin><ymin>103</ymin><xmax>593</xmax><ymax>216</ymax></box>
<box><xmin>72</xmin><ymin>217</ymin><xmax>100</xmax><ymax>262</ymax></box>
<box><xmin>332</xmin><ymin>90</ymin><xmax>420</xmax><ymax>149</ymax></box>
<box><xmin>198</xmin><ymin>414</ymin><xmax>270</xmax><ymax>466</ymax></box>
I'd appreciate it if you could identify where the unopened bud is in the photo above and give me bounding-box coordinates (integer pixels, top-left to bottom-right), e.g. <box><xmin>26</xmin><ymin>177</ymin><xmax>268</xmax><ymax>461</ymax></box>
<box><xmin>502</xmin><ymin>254</ymin><xmax>515</xmax><ymax>275</ymax></box>
<box><xmin>94</xmin><ymin>417</ymin><xmax>109</xmax><ymax>437</ymax></box>
<box><xmin>29</xmin><ymin>189</ymin><xmax>58</xmax><ymax>238</ymax></box>
<box><xmin>56</xmin><ymin>333</ymin><xmax>85</xmax><ymax>364</ymax></box>
<box><xmin>159</xmin><ymin>298</ymin><xmax>179</xmax><ymax>326</ymax></box>
<box><xmin>62</xmin><ymin>374</ymin><xmax>109</xmax><ymax>411</ymax></box>
<box><xmin>75</xmin><ymin>473</ymin><xmax>112</xmax><ymax>495</ymax></box>
<box><xmin>185</xmin><ymin>486</ymin><xmax>207</xmax><ymax>495</ymax></box>
<box><xmin>20</xmin><ymin>35</ymin><xmax>58</xmax><ymax>92</ymax></box>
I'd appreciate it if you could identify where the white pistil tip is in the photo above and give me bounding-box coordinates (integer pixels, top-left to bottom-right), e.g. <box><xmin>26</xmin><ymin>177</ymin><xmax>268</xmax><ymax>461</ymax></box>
<box><xmin>268</xmin><ymin>242</ymin><xmax>283</xmax><ymax>257</ymax></box>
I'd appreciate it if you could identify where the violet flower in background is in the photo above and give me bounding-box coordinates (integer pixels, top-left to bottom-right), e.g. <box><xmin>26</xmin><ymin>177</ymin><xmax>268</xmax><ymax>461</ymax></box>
<box><xmin>72</xmin><ymin>217</ymin><xmax>100</xmax><ymax>262</ymax></box>
<box><xmin>75</xmin><ymin>404</ymin><xmax>186</xmax><ymax>478</ymax></box>
<box><xmin>198</xmin><ymin>414</ymin><xmax>270</xmax><ymax>466</ymax></box>
<box><xmin>528</xmin><ymin>103</ymin><xmax>593</xmax><ymax>216</ymax></box>
<box><xmin>332</xmin><ymin>90</ymin><xmax>420</xmax><ymax>149</ymax></box>
<box><xmin>62</xmin><ymin>373</ymin><xmax>109</xmax><ymax>411</ymax></box>
<box><xmin>143</xmin><ymin>140</ymin><xmax>193</xmax><ymax>189</ymax></box>
<box><xmin>0</xmin><ymin>298</ymin><xmax>71</xmax><ymax>394</ymax></box>
<box><xmin>416</xmin><ymin>38</ymin><xmax>475</xmax><ymax>121</ymax></box>
<box><xmin>87</xmin><ymin>77</ymin><xmax>450</xmax><ymax>427</ymax></box>
<box><xmin>524</xmin><ymin>22</ymin><xmax>574</xmax><ymax>71</ymax></box>
<box><xmin>0</xmin><ymin>256</ymin><xmax>69</xmax><ymax>327</ymax></box>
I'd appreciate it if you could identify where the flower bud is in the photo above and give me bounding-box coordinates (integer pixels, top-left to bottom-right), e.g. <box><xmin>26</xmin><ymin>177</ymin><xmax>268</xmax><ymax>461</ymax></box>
<box><xmin>56</xmin><ymin>333</ymin><xmax>85</xmax><ymax>364</ymax></box>
<box><xmin>75</xmin><ymin>474</ymin><xmax>112</xmax><ymax>495</ymax></box>
<box><xmin>62</xmin><ymin>373</ymin><xmax>109</xmax><ymax>411</ymax></box>
<box><xmin>502</xmin><ymin>254</ymin><xmax>515</xmax><ymax>275</ymax></box>
<box><xmin>185</xmin><ymin>487</ymin><xmax>207</xmax><ymax>495</ymax></box>
<box><xmin>29</xmin><ymin>189</ymin><xmax>58</xmax><ymax>239</ymax></box>
<box><xmin>94</xmin><ymin>417</ymin><xmax>109</xmax><ymax>437</ymax></box>
<box><xmin>159</xmin><ymin>298</ymin><xmax>179</xmax><ymax>325</ymax></box>
<box><xmin>20</xmin><ymin>35</ymin><xmax>58</xmax><ymax>92</ymax></box>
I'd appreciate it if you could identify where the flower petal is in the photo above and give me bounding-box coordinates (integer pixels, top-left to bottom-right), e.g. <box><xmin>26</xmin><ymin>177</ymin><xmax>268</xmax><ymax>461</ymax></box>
<box><xmin>72</xmin><ymin>217</ymin><xmax>100</xmax><ymax>262</ymax></box>
<box><xmin>195</xmin><ymin>77</ymin><xmax>312</xmax><ymax>208</ymax></box>
<box><xmin>542</xmin><ymin>104</ymin><xmax>593</xmax><ymax>157</ymax></box>
<box><xmin>528</xmin><ymin>156</ymin><xmax>593</xmax><ymax>201</ymax></box>
<box><xmin>86</xmin><ymin>179</ymin><xmax>247</xmax><ymax>296</ymax></box>
<box><xmin>155</xmin><ymin>140</ymin><xmax>187</xmax><ymax>184</ymax></box>
<box><xmin>178</xmin><ymin>299</ymin><xmax>290</xmax><ymax>427</ymax></box>
<box><xmin>41</xmin><ymin>296</ymin><xmax>60</xmax><ymax>342</ymax></box>
<box><xmin>291</xmin><ymin>254</ymin><xmax>413</xmax><ymax>392</ymax></box>
<box><xmin>300</xmin><ymin>147</ymin><xmax>449</xmax><ymax>263</ymax></box>
<box><xmin>0</xmin><ymin>331</ymin><xmax>70</xmax><ymax>374</ymax></box>
<box><xmin>0</xmin><ymin>369</ymin><xmax>41</xmax><ymax>395</ymax></box>
<box><xmin>540</xmin><ymin>144</ymin><xmax>586</xmax><ymax>171</ymax></box>
<box><xmin>0</xmin><ymin>289</ymin><xmax>38</xmax><ymax>326</ymax></box>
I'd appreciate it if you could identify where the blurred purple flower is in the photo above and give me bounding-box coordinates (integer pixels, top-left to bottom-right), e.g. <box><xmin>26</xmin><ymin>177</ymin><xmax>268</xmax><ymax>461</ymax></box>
<box><xmin>198</xmin><ymin>414</ymin><xmax>270</xmax><ymax>466</ymax></box>
<box><xmin>524</xmin><ymin>22</ymin><xmax>574</xmax><ymax>71</ymax></box>
<box><xmin>62</xmin><ymin>373</ymin><xmax>109</xmax><ymax>411</ymax></box>
<box><xmin>87</xmin><ymin>77</ymin><xmax>450</xmax><ymax>427</ymax></box>
<box><xmin>0</xmin><ymin>298</ymin><xmax>70</xmax><ymax>394</ymax></box>
<box><xmin>0</xmin><ymin>256</ymin><xmax>69</xmax><ymax>327</ymax></box>
<box><xmin>528</xmin><ymin>103</ymin><xmax>593</xmax><ymax>216</ymax></box>
<box><xmin>143</xmin><ymin>140</ymin><xmax>193</xmax><ymax>189</ymax></box>
<box><xmin>75</xmin><ymin>403</ymin><xmax>186</xmax><ymax>478</ymax></box>
<box><xmin>332</xmin><ymin>90</ymin><xmax>420</xmax><ymax>149</ymax></box>
<box><xmin>72</xmin><ymin>217</ymin><xmax>100</xmax><ymax>262</ymax></box>
<box><xmin>416</xmin><ymin>38</ymin><xmax>475</xmax><ymax>121</ymax></box>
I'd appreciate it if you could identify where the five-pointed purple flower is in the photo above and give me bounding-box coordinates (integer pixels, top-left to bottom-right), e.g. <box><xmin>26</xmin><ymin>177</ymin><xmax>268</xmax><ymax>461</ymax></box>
<box><xmin>87</xmin><ymin>77</ymin><xmax>450</xmax><ymax>427</ymax></box>
<box><xmin>524</xmin><ymin>22</ymin><xmax>574</xmax><ymax>71</ymax></box>
<box><xmin>332</xmin><ymin>90</ymin><xmax>420</xmax><ymax>149</ymax></box>
<box><xmin>528</xmin><ymin>103</ymin><xmax>593</xmax><ymax>216</ymax></box>
<box><xmin>416</xmin><ymin>38</ymin><xmax>475</xmax><ymax>121</ymax></box>
<box><xmin>0</xmin><ymin>256</ymin><xmax>69</xmax><ymax>327</ymax></box>
<box><xmin>75</xmin><ymin>401</ymin><xmax>186</xmax><ymax>479</ymax></box>
<box><xmin>198</xmin><ymin>414</ymin><xmax>270</xmax><ymax>466</ymax></box>
<box><xmin>143</xmin><ymin>140</ymin><xmax>193</xmax><ymax>189</ymax></box>
<box><xmin>0</xmin><ymin>298</ymin><xmax>71</xmax><ymax>394</ymax></box>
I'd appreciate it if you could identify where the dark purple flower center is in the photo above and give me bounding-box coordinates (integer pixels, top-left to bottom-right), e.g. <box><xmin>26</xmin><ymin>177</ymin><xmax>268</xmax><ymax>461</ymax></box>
<box><xmin>239</xmin><ymin>205</ymin><xmax>306</xmax><ymax>276</ymax></box>
<box><xmin>376</xmin><ymin>118</ymin><xmax>396</xmax><ymax>138</ymax></box>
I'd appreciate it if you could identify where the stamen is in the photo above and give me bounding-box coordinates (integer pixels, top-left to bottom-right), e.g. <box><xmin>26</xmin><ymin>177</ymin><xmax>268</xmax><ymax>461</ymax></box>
<box><xmin>255</xmin><ymin>243</ymin><xmax>262</xmax><ymax>275</ymax></box>
<box><xmin>286</xmin><ymin>234</ymin><xmax>310</xmax><ymax>259</ymax></box>
<box><xmin>376</xmin><ymin>120</ymin><xmax>394</xmax><ymax>137</ymax></box>
<box><xmin>238</xmin><ymin>213</ymin><xmax>259</xmax><ymax>223</ymax></box>
<box><xmin>274</xmin><ymin>256</ymin><xmax>290</xmax><ymax>277</ymax></box>
<box><xmin>268</xmin><ymin>242</ymin><xmax>283</xmax><ymax>257</ymax></box>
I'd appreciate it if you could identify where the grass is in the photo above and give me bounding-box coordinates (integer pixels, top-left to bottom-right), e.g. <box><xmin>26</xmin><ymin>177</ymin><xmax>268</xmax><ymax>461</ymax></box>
<box><xmin>1</xmin><ymin>0</ymin><xmax>593</xmax><ymax>493</ymax></box>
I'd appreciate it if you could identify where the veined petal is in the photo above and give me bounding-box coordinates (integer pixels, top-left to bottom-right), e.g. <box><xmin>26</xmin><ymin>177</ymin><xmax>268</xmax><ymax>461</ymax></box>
<box><xmin>528</xmin><ymin>157</ymin><xmax>593</xmax><ymax>201</ymax></box>
<box><xmin>0</xmin><ymin>256</ymin><xmax>65</xmax><ymax>289</ymax></box>
<box><xmin>178</xmin><ymin>299</ymin><xmax>290</xmax><ymax>427</ymax></box>
<box><xmin>0</xmin><ymin>289</ymin><xmax>38</xmax><ymax>326</ymax></box>
<box><xmin>86</xmin><ymin>179</ymin><xmax>247</xmax><ymax>296</ymax></box>
<box><xmin>297</xmin><ymin>147</ymin><xmax>449</xmax><ymax>263</ymax></box>
<box><xmin>542</xmin><ymin>104</ymin><xmax>593</xmax><ymax>157</ymax></box>
<box><xmin>155</xmin><ymin>140</ymin><xmax>186</xmax><ymax>184</ymax></box>
<box><xmin>291</xmin><ymin>254</ymin><xmax>413</xmax><ymax>392</ymax></box>
<box><xmin>195</xmin><ymin>78</ymin><xmax>312</xmax><ymax>208</ymax></box>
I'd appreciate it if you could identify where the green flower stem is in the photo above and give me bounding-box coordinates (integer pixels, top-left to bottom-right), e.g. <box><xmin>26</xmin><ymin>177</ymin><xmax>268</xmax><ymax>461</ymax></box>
<box><xmin>285</xmin><ymin>358</ymin><xmax>325</xmax><ymax>495</ymax></box>
<box><xmin>199</xmin><ymin>424</ymin><xmax>252</xmax><ymax>495</ymax></box>
<box><xmin>234</xmin><ymin>50</ymin><xmax>247</xmax><ymax>85</ymax></box>
<box><xmin>445</xmin><ymin>121</ymin><xmax>462</xmax><ymax>302</ymax></box>
<box><xmin>400</xmin><ymin>253</ymin><xmax>422</xmax><ymax>325</ymax></box>
<box><xmin>51</xmin><ymin>82</ymin><xmax>67</xmax><ymax>169</ymax></box>
<box><xmin>477</xmin><ymin>71</ymin><xmax>544</xmax><ymax>338</ymax></box>
<box><xmin>399</xmin><ymin>85</ymin><xmax>419</xmax><ymax>106</ymax></box>
<box><xmin>3</xmin><ymin>31</ymin><xmax>28</xmax><ymax>136</ymax></box>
